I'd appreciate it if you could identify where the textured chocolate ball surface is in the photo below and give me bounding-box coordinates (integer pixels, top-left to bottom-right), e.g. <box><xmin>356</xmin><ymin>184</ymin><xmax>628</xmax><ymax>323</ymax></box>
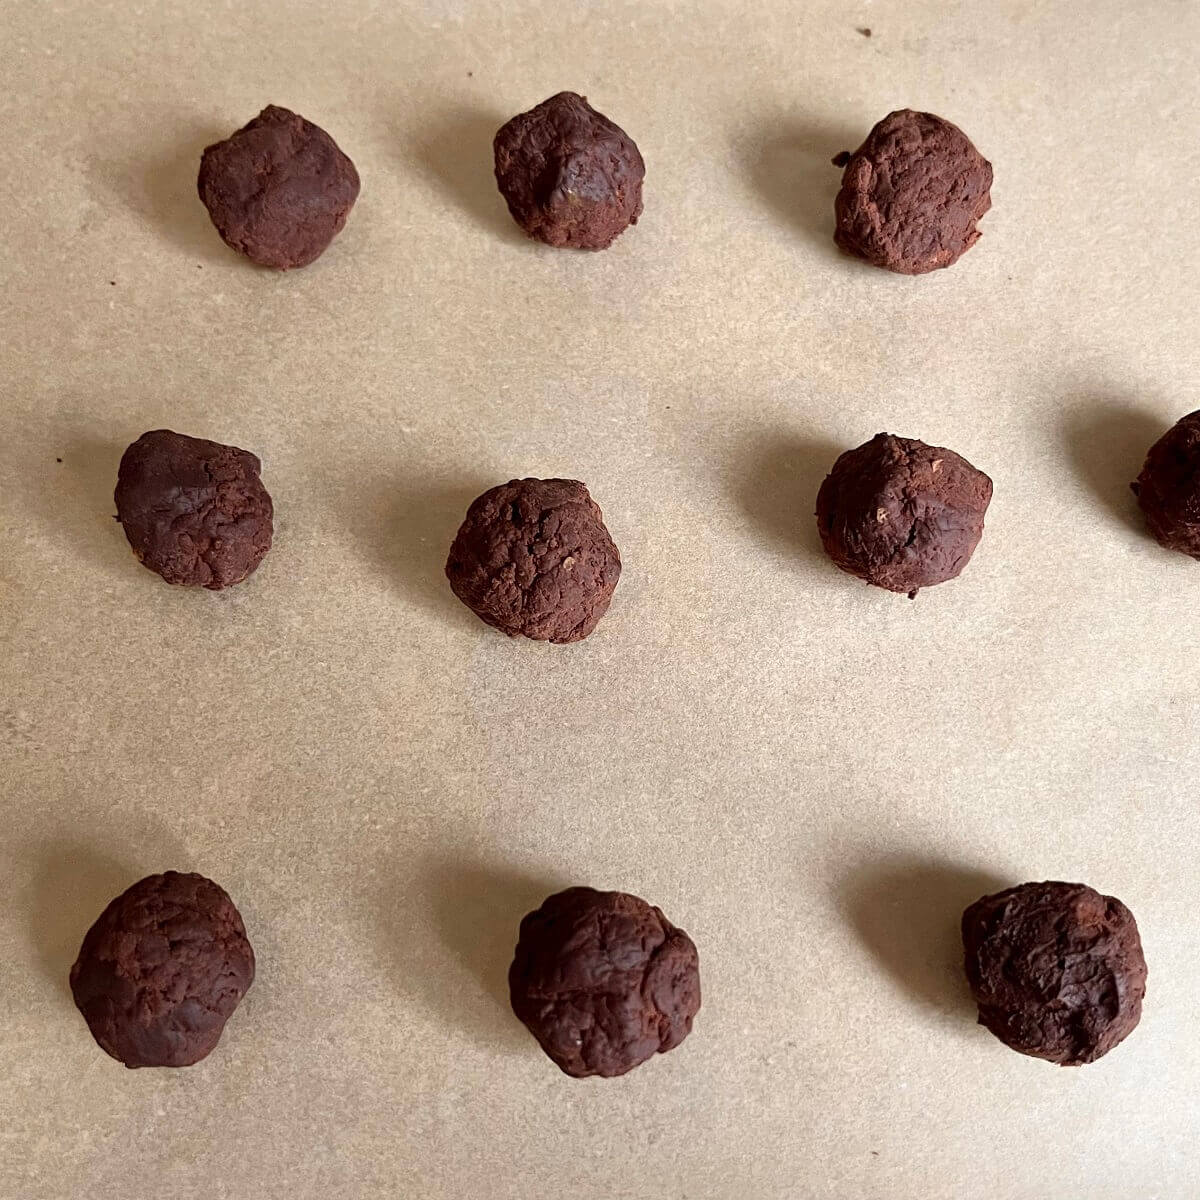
<box><xmin>494</xmin><ymin>91</ymin><xmax>644</xmax><ymax>250</ymax></box>
<box><xmin>445</xmin><ymin>478</ymin><xmax>621</xmax><ymax>642</ymax></box>
<box><xmin>1132</xmin><ymin>410</ymin><xmax>1200</xmax><ymax>557</ymax></box>
<box><xmin>509</xmin><ymin>887</ymin><xmax>701</xmax><ymax>1078</ymax></box>
<box><xmin>198</xmin><ymin>105</ymin><xmax>359</xmax><ymax>269</ymax></box>
<box><xmin>115</xmin><ymin>429</ymin><xmax>273</xmax><ymax>589</ymax></box>
<box><xmin>962</xmin><ymin>881</ymin><xmax>1146</xmax><ymax>1066</ymax></box>
<box><xmin>834</xmin><ymin>109</ymin><xmax>992</xmax><ymax>274</ymax></box>
<box><xmin>815</xmin><ymin>432</ymin><xmax>992</xmax><ymax>596</ymax></box>
<box><xmin>70</xmin><ymin>872</ymin><xmax>255</xmax><ymax>1068</ymax></box>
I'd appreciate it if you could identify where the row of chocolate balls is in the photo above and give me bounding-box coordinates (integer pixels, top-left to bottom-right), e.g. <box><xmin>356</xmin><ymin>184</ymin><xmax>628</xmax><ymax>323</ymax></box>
<box><xmin>69</xmin><ymin>870</ymin><xmax>1145</xmax><ymax>1074</ymax></box>
<box><xmin>113</xmin><ymin>416</ymin><xmax>1200</xmax><ymax>633</ymax></box>
<box><xmin>196</xmin><ymin>95</ymin><xmax>992</xmax><ymax>273</ymax></box>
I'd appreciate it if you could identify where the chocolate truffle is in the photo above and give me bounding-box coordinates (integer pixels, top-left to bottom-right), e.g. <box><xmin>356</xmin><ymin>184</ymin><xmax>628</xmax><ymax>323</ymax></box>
<box><xmin>509</xmin><ymin>887</ymin><xmax>701</xmax><ymax>1078</ymax></box>
<box><xmin>1131</xmin><ymin>410</ymin><xmax>1200</xmax><ymax>557</ymax></box>
<box><xmin>493</xmin><ymin>92</ymin><xmax>644</xmax><ymax>250</ymax></box>
<box><xmin>198</xmin><ymin>105</ymin><xmax>360</xmax><ymax>269</ymax></box>
<box><xmin>962</xmin><ymin>881</ymin><xmax>1146</xmax><ymax>1065</ymax></box>
<box><xmin>69</xmin><ymin>871</ymin><xmax>255</xmax><ymax>1069</ymax></box>
<box><xmin>815</xmin><ymin>433</ymin><xmax>992</xmax><ymax>596</ymax></box>
<box><xmin>115</xmin><ymin>429</ymin><xmax>273</xmax><ymax>589</ymax></box>
<box><xmin>445</xmin><ymin>478</ymin><xmax>621</xmax><ymax>642</ymax></box>
<box><xmin>834</xmin><ymin>109</ymin><xmax>992</xmax><ymax>274</ymax></box>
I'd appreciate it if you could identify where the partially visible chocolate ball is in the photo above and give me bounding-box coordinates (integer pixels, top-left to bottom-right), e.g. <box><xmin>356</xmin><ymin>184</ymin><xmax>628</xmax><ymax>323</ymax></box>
<box><xmin>198</xmin><ymin>105</ymin><xmax>360</xmax><ymax>269</ymax></box>
<box><xmin>445</xmin><ymin>478</ymin><xmax>621</xmax><ymax>642</ymax></box>
<box><xmin>70</xmin><ymin>872</ymin><xmax>255</xmax><ymax>1069</ymax></box>
<box><xmin>509</xmin><ymin>887</ymin><xmax>701</xmax><ymax>1078</ymax></box>
<box><xmin>493</xmin><ymin>92</ymin><xmax>644</xmax><ymax>250</ymax></box>
<box><xmin>815</xmin><ymin>433</ymin><xmax>992</xmax><ymax>596</ymax></box>
<box><xmin>834</xmin><ymin>109</ymin><xmax>992</xmax><ymax>274</ymax></box>
<box><xmin>115</xmin><ymin>429</ymin><xmax>273</xmax><ymax>589</ymax></box>
<box><xmin>962</xmin><ymin>881</ymin><xmax>1146</xmax><ymax>1066</ymax></box>
<box><xmin>1131</xmin><ymin>410</ymin><xmax>1200</xmax><ymax>557</ymax></box>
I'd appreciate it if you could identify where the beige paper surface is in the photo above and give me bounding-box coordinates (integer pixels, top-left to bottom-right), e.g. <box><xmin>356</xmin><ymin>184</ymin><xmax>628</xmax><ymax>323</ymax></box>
<box><xmin>2</xmin><ymin>1</ymin><xmax>1199</xmax><ymax>1196</ymax></box>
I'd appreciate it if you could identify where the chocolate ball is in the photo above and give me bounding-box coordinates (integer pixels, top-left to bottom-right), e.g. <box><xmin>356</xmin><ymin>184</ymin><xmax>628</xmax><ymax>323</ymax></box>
<box><xmin>115</xmin><ymin>429</ymin><xmax>273</xmax><ymax>589</ymax></box>
<box><xmin>815</xmin><ymin>433</ymin><xmax>992</xmax><ymax>596</ymax></box>
<box><xmin>69</xmin><ymin>872</ymin><xmax>255</xmax><ymax>1069</ymax></box>
<box><xmin>493</xmin><ymin>91</ymin><xmax>644</xmax><ymax>250</ymax></box>
<box><xmin>509</xmin><ymin>887</ymin><xmax>701</xmax><ymax>1078</ymax></box>
<box><xmin>445</xmin><ymin>478</ymin><xmax>621</xmax><ymax>642</ymax></box>
<box><xmin>834</xmin><ymin>109</ymin><xmax>992</xmax><ymax>274</ymax></box>
<box><xmin>198</xmin><ymin>105</ymin><xmax>360</xmax><ymax>269</ymax></box>
<box><xmin>962</xmin><ymin>881</ymin><xmax>1146</xmax><ymax>1065</ymax></box>
<box><xmin>1131</xmin><ymin>410</ymin><xmax>1200</xmax><ymax>557</ymax></box>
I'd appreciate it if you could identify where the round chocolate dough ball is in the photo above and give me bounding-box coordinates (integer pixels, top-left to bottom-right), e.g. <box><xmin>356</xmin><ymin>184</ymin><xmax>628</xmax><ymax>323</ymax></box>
<box><xmin>1131</xmin><ymin>410</ymin><xmax>1200</xmax><ymax>557</ymax></box>
<box><xmin>962</xmin><ymin>881</ymin><xmax>1146</xmax><ymax>1066</ymax></box>
<box><xmin>445</xmin><ymin>478</ymin><xmax>621</xmax><ymax>642</ymax></box>
<box><xmin>815</xmin><ymin>433</ymin><xmax>992</xmax><ymax>596</ymax></box>
<box><xmin>509</xmin><ymin>887</ymin><xmax>701</xmax><ymax>1078</ymax></box>
<box><xmin>834</xmin><ymin>109</ymin><xmax>992</xmax><ymax>274</ymax></box>
<box><xmin>198</xmin><ymin>105</ymin><xmax>360</xmax><ymax>269</ymax></box>
<box><xmin>493</xmin><ymin>91</ymin><xmax>644</xmax><ymax>250</ymax></box>
<box><xmin>69</xmin><ymin>872</ymin><xmax>255</xmax><ymax>1069</ymax></box>
<box><xmin>115</xmin><ymin>429</ymin><xmax>273</xmax><ymax>590</ymax></box>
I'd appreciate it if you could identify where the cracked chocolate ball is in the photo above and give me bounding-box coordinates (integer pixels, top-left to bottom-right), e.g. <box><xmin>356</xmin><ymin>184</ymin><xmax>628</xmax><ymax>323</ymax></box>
<box><xmin>198</xmin><ymin>105</ymin><xmax>360</xmax><ymax>269</ymax></box>
<box><xmin>834</xmin><ymin>109</ymin><xmax>992</xmax><ymax>274</ymax></box>
<box><xmin>445</xmin><ymin>478</ymin><xmax>621</xmax><ymax>642</ymax></box>
<box><xmin>1131</xmin><ymin>410</ymin><xmax>1200</xmax><ymax>557</ymax></box>
<box><xmin>815</xmin><ymin>433</ymin><xmax>992</xmax><ymax>596</ymax></box>
<box><xmin>493</xmin><ymin>91</ymin><xmax>644</xmax><ymax>250</ymax></box>
<box><xmin>509</xmin><ymin>887</ymin><xmax>701</xmax><ymax>1078</ymax></box>
<box><xmin>115</xmin><ymin>429</ymin><xmax>274</xmax><ymax>589</ymax></box>
<box><xmin>70</xmin><ymin>872</ymin><xmax>255</xmax><ymax>1069</ymax></box>
<box><xmin>962</xmin><ymin>881</ymin><xmax>1146</xmax><ymax>1066</ymax></box>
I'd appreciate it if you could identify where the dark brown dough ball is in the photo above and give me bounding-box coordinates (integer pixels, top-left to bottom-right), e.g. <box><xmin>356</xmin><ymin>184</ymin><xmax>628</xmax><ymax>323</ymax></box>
<box><xmin>445</xmin><ymin>478</ymin><xmax>621</xmax><ymax>642</ymax></box>
<box><xmin>509</xmin><ymin>887</ymin><xmax>701</xmax><ymax>1078</ymax></box>
<box><xmin>198</xmin><ymin>105</ymin><xmax>360</xmax><ymax>269</ymax></box>
<box><xmin>69</xmin><ymin>872</ymin><xmax>255</xmax><ymax>1069</ymax></box>
<box><xmin>815</xmin><ymin>433</ymin><xmax>992</xmax><ymax>596</ymax></box>
<box><xmin>1131</xmin><ymin>410</ymin><xmax>1200</xmax><ymax>557</ymax></box>
<box><xmin>834</xmin><ymin>109</ymin><xmax>992</xmax><ymax>274</ymax></box>
<box><xmin>962</xmin><ymin>881</ymin><xmax>1146</xmax><ymax>1066</ymax></box>
<box><xmin>493</xmin><ymin>92</ymin><xmax>644</xmax><ymax>250</ymax></box>
<box><xmin>114</xmin><ymin>429</ymin><xmax>273</xmax><ymax>590</ymax></box>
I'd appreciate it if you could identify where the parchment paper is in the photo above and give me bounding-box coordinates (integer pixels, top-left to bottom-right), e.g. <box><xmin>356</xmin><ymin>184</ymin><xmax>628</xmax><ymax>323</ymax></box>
<box><xmin>2</xmin><ymin>1</ymin><xmax>1199</xmax><ymax>1196</ymax></box>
